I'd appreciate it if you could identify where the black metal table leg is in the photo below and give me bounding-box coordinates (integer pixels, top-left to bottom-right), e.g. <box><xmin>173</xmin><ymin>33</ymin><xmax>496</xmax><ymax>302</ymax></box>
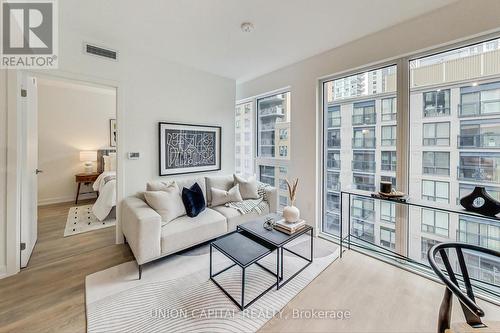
<box><xmin>241</xmin><ymin>267</ymin><xmax>245</xmax><ymax>311</ymax></box>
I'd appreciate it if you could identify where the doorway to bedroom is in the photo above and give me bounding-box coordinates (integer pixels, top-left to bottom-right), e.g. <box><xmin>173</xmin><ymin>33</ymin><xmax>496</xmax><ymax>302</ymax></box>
<box><xmin>22</xmin><ymin>76</ymin><xmax>118</xmax><ymax>269</ymax></box>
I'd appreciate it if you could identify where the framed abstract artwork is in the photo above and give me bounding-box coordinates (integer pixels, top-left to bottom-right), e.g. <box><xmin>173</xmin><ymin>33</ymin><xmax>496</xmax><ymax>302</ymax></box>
<box><xmin>159</xmin><ymin>122</ymin><xmax>221</xmax><ymax>176</ymax></box>
<box><xmin>110</xmin><ymin>119</ymin><xmax>117</xmax><ymax>147</ymax></box>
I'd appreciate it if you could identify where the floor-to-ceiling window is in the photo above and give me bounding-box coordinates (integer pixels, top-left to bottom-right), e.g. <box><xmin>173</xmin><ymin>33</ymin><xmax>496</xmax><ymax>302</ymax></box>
<box><xmin>322</xmin><ymin>65</ymin><xmax>398</xmax><ymax>252</ymax></box>
<box><xmin>321</xmin><ymin>36</ymin><xmax>500</xmax><ymax>296</ymax></box>
<box><xmin>235</xmin><ymin>101</ymin><xmax>254</xmax><ymax>177</ymax></box>
<box><xmin>408</xmin><ymin>38</ymin><xmax>500</xmax><ymax>287</ymax></box>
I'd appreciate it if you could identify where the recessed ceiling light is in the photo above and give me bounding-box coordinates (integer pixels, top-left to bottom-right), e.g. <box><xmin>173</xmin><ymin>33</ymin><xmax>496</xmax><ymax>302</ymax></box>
<box><xmin>241</xmin><ymin>22</ymin><xmax>254</xmax><ymax>33</ymax></box>
<box><xmin>472</xmin><ymin>82</ymin><xmax>478</xmax><ymax>86</ymax></box>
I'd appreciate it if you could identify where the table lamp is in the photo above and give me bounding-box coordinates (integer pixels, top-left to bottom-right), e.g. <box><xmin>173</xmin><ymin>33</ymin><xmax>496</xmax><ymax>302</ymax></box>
<box><xmin>80</xmin><ymin>151</ymin><xmax>97</xmax><ymax>173</ymax></box>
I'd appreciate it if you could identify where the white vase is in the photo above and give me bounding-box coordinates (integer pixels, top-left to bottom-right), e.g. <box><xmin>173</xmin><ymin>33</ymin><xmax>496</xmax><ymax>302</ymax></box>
<box><xmin>283</xmin><ymin>205</ymin><xmax>300</xmax><ymax>223</ymax></box>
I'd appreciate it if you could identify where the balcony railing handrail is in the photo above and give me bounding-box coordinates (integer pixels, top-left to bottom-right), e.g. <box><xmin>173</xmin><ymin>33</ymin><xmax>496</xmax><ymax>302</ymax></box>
<box><xmin>458</xmin><ymin>99</ymin><xmax>500</xmax><ymax>117</ymax></box>
<box><xmin>352</xmin><ymin>137</ymin><xmax>376</xmax><ymax>148</ymax></box>
<box><xmin>457</xmin><ymin>133</ymin><xmax>500</xmax><ymax>148</ymax></box>
<box><xmin>457</xmin><ymin>165</ymin><xmax>500</xmax><ymax>183</ymax></box>
<box><xmin>352</xmin><ymin>113</ymin><xmax>376</xmax><ymax>125</ymax></box>
<box><xmin>352</xmin><ymin>160</ymin><xmax>376</xmax><ymax>171</ymax></box>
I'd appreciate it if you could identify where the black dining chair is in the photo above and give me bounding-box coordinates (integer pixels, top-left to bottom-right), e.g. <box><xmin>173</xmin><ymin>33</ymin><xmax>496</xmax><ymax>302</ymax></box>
<box><xmin>428</xmin><ymin>242</ymin><xmax>500</xmax><ymax>333</ymax></box>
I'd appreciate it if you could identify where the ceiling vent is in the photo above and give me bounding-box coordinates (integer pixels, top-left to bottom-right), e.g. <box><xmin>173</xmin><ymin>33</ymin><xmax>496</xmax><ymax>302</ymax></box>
<box><xmin>83</xmin><ymin>43</ymin><xmax>118</xmax><ymax>61</ymax></box>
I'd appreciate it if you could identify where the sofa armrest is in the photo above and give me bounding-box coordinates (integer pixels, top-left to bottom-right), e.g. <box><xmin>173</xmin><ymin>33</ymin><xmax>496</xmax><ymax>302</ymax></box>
<box><xmin>265</xmin><ymin>186</ymin><xmax>278</xmax><ymax>213</ymax></box>
<box><xmin>121</xmin><ymin>196</ymin><xmax>162</xmax><ymax>264</ymax></box>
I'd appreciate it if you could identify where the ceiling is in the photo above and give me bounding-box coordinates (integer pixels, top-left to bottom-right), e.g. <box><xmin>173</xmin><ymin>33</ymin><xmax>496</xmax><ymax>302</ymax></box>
<box><xmin>61</xmin><ymin>0</ymin><xmax>458</xmax><ymax>82</ymax></box>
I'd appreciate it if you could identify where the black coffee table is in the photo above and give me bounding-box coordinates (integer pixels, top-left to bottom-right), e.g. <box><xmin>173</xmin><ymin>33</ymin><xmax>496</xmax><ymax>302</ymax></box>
<box><xmin>237</xmin><ymin>215</ymin><xmax>314</xmax><ymax>289</ymax></box>
<box><xmin>210</xmin><ymin>232</ymin><xmax>279</xmax><ymax>310</ymax></box>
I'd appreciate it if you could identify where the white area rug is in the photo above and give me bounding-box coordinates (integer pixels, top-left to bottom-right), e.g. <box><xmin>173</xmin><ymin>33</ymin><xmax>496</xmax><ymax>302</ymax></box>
<box><xmin>64</xmin><ymin>204</ymin><xmax>115</xmax><ymax>237</ymax></box>
<box><xmin>85</xmin><ymin>235</ymin><xmax>338</xmax><ymax>333</ymax></box>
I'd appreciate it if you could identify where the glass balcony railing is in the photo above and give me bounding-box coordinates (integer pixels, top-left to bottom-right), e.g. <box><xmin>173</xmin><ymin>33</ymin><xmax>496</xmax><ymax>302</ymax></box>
<box><xmin>351</xmin><ymin>206</ymin><xmax>375</xmax><ymax>221</ymax></box>
<box><xmin>327</xmin><ymin>180</ymin><xmax>341</xmax><ymax>192</ymax></box>
<box><xmin>327</xmin><ymin>116</ymin><xmax>341</xmax><ymax>128</ymax></box>
<box><xmin>353</xmin><ymin>184</ymin><xmax>376</xmax><ymax>192</ymax></box>
<box><xmin>327</xmin><ymin>138</ymin><xmax>341</xmax><ymax>148</ymax></box>
<box><xmin>352</xmin><ymin>113</ymin><xmax>376</xmax><ymax>125</ymax></box>
<box><xmin>459</xmin><ymin>100</ymin><xmax>500</xmax><ymax>117</ymax></box>
<box><xmin>381</xmin><ymin>162</ymin><xmax>397</xmax><ymax>172</ymax></box>
<box><xmin>458</xmin><ymin>134</ymin><xmax>500</xmax><ymax>148</ymax></box>
<box><xmin>382</xmin><ymin>112</ymin><xmax>397</xmax><ymax>121</ymax></box>
<box><xmin>327</xmin><ymin>159</ymin><xmax>341</xmax><ymax>170</ymax></box>
<box><xmin>352</xmin><ymin>160</ymin><xmax>376</xmax><ymax>172</ymax></box>
<box><xmin>457</xmin><ymin>230</ymin><xmax>500</xmax><ymax>252</ymax></box>
<box><xmin>423</xmin><ymin>166</ymin><xmax>450</xmax><ymax>176</ymax></box>
<box><xmin>457</xmin><ymin>165</ymin><xmax>500</xmax><ymax>183</ymax></box>
<box><xmin>352</xmin><ymin>138</ymin><xmax>376</xmax><ymax>149</ymax></box>
<box><xmin>381</xmin><ymin>138</ymin><xmax>396</xmax><ymax>146</ymax></box>
<box><xmin>424</xmin><ymin>106</ymin><xmax>450</xmax><ymax>117</ymax></box>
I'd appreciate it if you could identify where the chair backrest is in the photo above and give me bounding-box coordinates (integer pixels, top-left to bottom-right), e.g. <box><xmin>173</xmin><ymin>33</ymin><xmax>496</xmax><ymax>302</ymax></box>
<box><xmin>427</xmin><ymin>242</ymin><xmax>500</xmax><ymax>333</ymax></box>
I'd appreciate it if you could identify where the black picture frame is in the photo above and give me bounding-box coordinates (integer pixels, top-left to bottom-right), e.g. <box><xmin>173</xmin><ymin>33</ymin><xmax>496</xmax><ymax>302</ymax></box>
<box><xmin>158</xmin><ymin>122</ymin><xmax>222</xmax><ymax>176</ymax></box>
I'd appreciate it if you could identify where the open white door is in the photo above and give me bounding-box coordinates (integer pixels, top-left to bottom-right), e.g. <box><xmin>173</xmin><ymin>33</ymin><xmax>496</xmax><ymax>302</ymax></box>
<box><xmin>20</xmin><ymin>75</ymin><xmax>38</xmax><ymax>268</ymax></box>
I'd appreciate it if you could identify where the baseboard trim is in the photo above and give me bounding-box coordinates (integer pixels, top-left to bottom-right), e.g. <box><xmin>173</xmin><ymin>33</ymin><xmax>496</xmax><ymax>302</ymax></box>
<box><xmin>38</xmin><ymin>193</ymin><xmax>96</xmax><ymax>206</ymax></box>
<box><xmin>0</xmin><ymin>265</ymin><xmax>7</xmax><ymax>280</ymax></box>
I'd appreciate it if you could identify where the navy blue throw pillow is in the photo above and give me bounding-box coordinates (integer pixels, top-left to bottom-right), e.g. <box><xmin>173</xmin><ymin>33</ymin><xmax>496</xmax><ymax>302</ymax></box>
<box><xmin>182</xmin><ymin>183</ymin><xmax>206</xmax><ymax>217</ymax></box>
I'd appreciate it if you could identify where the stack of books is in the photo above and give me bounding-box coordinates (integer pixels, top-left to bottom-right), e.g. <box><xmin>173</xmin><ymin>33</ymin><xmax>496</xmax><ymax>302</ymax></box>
<box><xmin>274</xmin><ymin>218</ymin><xmax>306</xmax><ymax>235</ymax></box>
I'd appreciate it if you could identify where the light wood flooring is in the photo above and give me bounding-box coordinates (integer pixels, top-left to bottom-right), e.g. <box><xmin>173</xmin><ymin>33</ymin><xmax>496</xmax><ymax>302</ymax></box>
<box><xmin>1</xmin><ymin>202</ymin><xmax>499</xmax><ymax>332</ymax></box>
<box><xmin>0</xmin><ymin>200</ymin><xmax>133</xmax><ymax>332</ymax></box>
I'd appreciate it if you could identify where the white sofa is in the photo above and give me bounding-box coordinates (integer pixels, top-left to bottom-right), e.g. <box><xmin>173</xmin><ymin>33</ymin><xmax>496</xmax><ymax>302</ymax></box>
<box><xmin>121</xmin><ymin>174</ymin><xmax>278</xmax><ymax>277</ymax></box>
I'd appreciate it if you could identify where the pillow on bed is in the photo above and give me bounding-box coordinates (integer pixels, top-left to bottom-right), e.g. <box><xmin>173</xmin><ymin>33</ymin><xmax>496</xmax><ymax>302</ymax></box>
<box><xmin>144</xmin><ymin>182</ymin><xmax>186</xmax><ymax>225</ymax></box>
<box><xmin>103</xmin><ymin>153</ymin><xmax>116</xmax><ymax>171</ymax></box>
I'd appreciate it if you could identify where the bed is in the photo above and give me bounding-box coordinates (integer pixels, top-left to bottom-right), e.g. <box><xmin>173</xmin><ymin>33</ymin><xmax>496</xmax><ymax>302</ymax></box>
<box><xmin>92</xmin><ymin>149</ymin><xmax>116</xmax><ymax>221</ymax></box>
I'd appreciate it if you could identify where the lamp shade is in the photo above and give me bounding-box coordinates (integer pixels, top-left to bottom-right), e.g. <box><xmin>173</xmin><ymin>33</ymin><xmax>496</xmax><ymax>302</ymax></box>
<box><xmin>80</xmin><ymin>150</ymin><xmax>97</xmax><ymax>162</ymax></box>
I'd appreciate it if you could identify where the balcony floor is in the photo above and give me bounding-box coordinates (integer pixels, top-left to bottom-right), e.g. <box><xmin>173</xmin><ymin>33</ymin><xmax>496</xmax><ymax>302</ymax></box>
<box><xmin>261</xmin><ymin>249</ymin><xmax>500</xmax><ymax>333</ymax></box>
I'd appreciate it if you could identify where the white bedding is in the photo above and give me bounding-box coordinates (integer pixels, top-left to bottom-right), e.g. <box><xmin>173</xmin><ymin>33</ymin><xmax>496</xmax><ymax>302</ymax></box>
<box><xmin>92</xmin><ymin>171</ymin><xmax>116</xmax><ymax>221</ymax></box>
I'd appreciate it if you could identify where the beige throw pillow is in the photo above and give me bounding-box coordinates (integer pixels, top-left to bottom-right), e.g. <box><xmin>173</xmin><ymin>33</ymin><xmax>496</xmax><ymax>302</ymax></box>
<box><xmin>233</xmin><ymin>174</ymin><xmax>260</xmax><ymax>199</ymax></box>
<box><xmin>211</xmin><ymin>184</ymin><xmax>243</xmax><ymax>206</ymax></box>
<box><xmin>143</xmin><ymin>182</ymin><xmax>186</xmax><ymax>225</ymax></box>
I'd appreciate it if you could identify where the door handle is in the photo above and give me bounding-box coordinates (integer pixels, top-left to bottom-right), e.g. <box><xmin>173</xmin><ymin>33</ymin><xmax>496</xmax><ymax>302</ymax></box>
<box><xmin>35</xmin><ymin>169</ymin><xmax>43</xmax><ymax>174</ymax></box>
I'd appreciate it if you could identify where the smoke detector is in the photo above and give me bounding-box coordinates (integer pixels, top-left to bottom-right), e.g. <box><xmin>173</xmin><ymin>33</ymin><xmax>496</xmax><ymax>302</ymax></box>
<box><xmin>241</xmin><ymin>22</ymin><xmax>254</xmax><ymax>33</ymax></box>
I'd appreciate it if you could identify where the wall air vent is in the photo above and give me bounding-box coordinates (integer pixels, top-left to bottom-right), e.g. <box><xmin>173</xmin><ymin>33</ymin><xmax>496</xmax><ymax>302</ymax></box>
<box><xmin>84</xmin><ymin>43</ymin><xmax>118</xmax><ymax>61</ymax></box>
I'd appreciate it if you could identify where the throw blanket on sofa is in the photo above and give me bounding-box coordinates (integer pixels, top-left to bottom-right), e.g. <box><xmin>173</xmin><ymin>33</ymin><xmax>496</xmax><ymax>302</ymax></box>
<box><xmin>226</xmin><ymin>182</ymin><xmax>270</xmax><ymax>214</ymax></box>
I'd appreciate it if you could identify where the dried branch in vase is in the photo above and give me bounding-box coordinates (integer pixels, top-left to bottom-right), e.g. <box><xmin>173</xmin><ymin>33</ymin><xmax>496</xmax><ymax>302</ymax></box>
<box><xmin>285</xmin><ymin>178</ymin><xmax>299</xmax><ymax>206</ymax></box>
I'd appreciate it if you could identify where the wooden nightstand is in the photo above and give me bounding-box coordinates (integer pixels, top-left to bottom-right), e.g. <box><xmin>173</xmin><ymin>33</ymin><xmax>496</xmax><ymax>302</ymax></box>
<box><xmin>75</xmin><ymin>172</ymin><xmax>100</xmax><ymax>204</ymax></box>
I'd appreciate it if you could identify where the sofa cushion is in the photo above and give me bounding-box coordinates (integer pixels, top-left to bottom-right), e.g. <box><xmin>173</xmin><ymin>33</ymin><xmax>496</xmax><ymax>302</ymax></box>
<box><xmin>211</xmin><ymin>184</ymin><xmax>243</xmax><ymax>206</ymax></box>
<box><xmin>212</xmin><ymin>202</ymin><xmax>270</xmax><ymax>232</ymax></box>
<box><xmin>161</xmin><ymin>208</ymin><xmax>227</xmax><ymax>255</ymax></box>
<box><xmin>233</xmin><ymin>174</ymin><xmax>260</xmax><ymax>199</ymax></box>
<box><xmin>147</xmin><ymin>176</ymin><xmax>207</xmax><ymax>202</ymax></box>
<box><xmin>181</xmin><ymin>183</ymin><xmax>206</xmax><ymax>217</ymax></box>
<box><xmin>205</xmin><ymin>175</ymin><xmax>234</xmax><ymax>206</ymax></box>
<box><xmin>143</xmin><ymin>182</ymin><xmax>186</xmax><ymax>225</ymax></box>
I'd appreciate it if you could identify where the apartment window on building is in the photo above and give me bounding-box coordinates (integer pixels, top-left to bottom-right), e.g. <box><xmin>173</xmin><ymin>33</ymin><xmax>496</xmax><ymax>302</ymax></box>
<box><xmin>460</xmin><ymin>83</ymin><xmax>500</xmax><ymax>117</ymax></box>
<box><xmin>352</xmin><ymin>101</ymin><xmax>376</xmax><ymax>125</ymax></box>
<box><xmin>421</xmin><ymin>209</ymin><xmax>449</xmax><ymax>237</ymax></box>
<box><xmin>380</xmin><ymin>227</ymin><xmax>396</xmax><ymax>250</ymax></box>
<box><xmin>458</xmin><ymin>153</ymin><xmax>500</xmax><ymax>183</ymax></box>
<box><xmin>423</xmin><ymin>122</ymin><xmax>450</xmax><ymax>146</ymax></box>
<box><xmin>353</xmin><ymin>127</ymin><xmax>375</xmax><ymax>148</ymax></box>
<box><xmin>381</xmin><ymin>175</ymin><xmax>397</xmax><ymax>188</ymax></box>
<box><xmin>421</xmin><ymin>180</ymin><xmax>449</xmax><ymax>202</ymax></box>
<box><xmin>459</xmin><ymin>119</ymin><xmax>500</xmax><ymax>148</ymax></box>
<box><xmin>458</xmin><ymin>217</ymin><xmax>500</xmax><ymax>251</ymax></box>
<box><xmin>381</xmin><ymin>125</ymin><xmax>396</xmax><ymax>146</ymax></box>
<box><xmin>382</xmin><ymin>97</ymin><xmax>397</xmax><ymax>121</ymax></box>
<box><xmin>327</xmin><ymin>105</ymin><xmax>341</xmax><ymax>127</ymax></box>
<box><xmin>323</xmin><ymin>65</ymin><xmax>397</xmax><ymax>238</ymax></box>
<box><xmin>423</xmin><ymin>89</ymin><xmax>450</xmax><ymax>117</ymax></box>
<box><xmin>235</xmin><ymin>101</ymin><xmax>254</xmax><ymax>177</ymax></box>
<box><xmin>352</xmin><ymin>151</ymin><xmax>375</xmax><ymax>172</ymax></box>
<box><xmin>381</xmin><ymin>151</ymin><xmax>397</xmax><ymax>172</ymax></box>
<box><xmin>380</xmin><ymin>201</ymin><xmax>396</xmax><ymax>223</ymax></box>
<box><xmin>256</xmin><ymin>91</ymin><xmax>291</xmax><ymax>210</ymax></box>
<box><xmin>422</xmin><ymin>151</ymin><xmax>450</xmax><ymax>176</ymax></box>
<box><xmin>351</xmin><ymin>197</ymin><xmax>375</xmax><ymax>221</ymax></box>
<box><xmin>421</xmin><ymin>237</ymin><xmax>442</xmax><ymax>263</ymax></box>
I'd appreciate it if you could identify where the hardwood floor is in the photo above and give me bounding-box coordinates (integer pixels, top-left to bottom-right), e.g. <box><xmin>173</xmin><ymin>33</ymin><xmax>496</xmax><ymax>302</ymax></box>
<box><xmin>1</xmin><ymin>202</ymin><xmax>499</xmax><ymax>332</ymax></box>
<box><xmin>0</xmin><ymin>201</ymin><xmax>133</xmax><ymax>333</ymax></box>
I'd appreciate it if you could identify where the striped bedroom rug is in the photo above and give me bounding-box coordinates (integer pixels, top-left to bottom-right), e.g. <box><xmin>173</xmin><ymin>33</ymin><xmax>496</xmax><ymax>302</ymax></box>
<box><xmin>85</xmin><ymin>235</ymin><xmax>339</xmax><ymax>333</ymax></box>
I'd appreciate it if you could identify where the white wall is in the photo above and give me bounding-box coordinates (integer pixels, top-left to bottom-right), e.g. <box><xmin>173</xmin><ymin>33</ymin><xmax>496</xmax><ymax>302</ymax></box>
<box><xmin>0</xmin><ymin>69</ymin><xmax>7</xmax><ymax>274</ymax></box>
<box><xmin>37</xmin><ymin>80</ymin><xmax>116</xmax><ymax>205</ymax></box>
<box><xmin>236</xmin><ymin>0</ymin><xmax>500</xmax><ymax>228</ymax></box>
